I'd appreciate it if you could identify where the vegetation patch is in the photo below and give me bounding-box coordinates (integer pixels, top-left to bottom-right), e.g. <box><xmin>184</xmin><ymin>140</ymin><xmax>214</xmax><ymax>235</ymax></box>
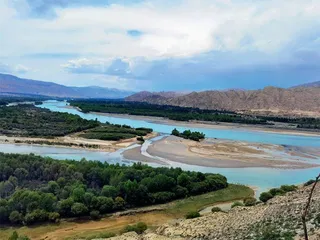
<box><xmin>185</xmin><ymin>211</ymin><xmax>200</xmax><ymax>219</ymax></box>
<box><xmin>122</xmin><ymin>222</ymin><xmax>148</xmax><ymax>234</ymax></box>
<box><xmin>0</xmin><ymin>153</ymin><xmax>228</xmax><ymax>226</ymax></box>
<box><xmin>259</xmin><ymin>185</ymin><xmax>297</xmax><ymax>203</ymax></box>
<box><xmin>171</xmin><ymin>128</ymin><xmax>205</xmax><ymax>141</ymax></box>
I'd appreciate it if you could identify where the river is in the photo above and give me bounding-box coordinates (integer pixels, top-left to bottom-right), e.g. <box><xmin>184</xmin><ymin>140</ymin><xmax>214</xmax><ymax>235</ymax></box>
<box><xmin>2</xmin><ymin>100</ymin><xmax>320</xmax><ymax>193</ymax></box>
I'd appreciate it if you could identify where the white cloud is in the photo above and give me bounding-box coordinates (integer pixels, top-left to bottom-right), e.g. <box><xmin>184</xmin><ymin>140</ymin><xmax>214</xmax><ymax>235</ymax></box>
<box><xmin>1</xmin><ymin>0</ymin><xmax>320</xmax><ymax>90</ymax></box>
<box><xmin>1</xmin><ymin>0</ymin><xmax>320</xmax><ymax>59</ymax></box>
<box><xmin>0</xmin><ymin>62</ymin><xmax>30</xmax><ymax>74</ymax></box>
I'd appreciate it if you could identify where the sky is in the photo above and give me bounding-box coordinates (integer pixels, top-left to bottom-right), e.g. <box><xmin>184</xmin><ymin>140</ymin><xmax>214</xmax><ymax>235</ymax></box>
<box><xmin>0</xmin><ymin>0</ymin><xmax>319</xmax><ymax>91</ymax></box>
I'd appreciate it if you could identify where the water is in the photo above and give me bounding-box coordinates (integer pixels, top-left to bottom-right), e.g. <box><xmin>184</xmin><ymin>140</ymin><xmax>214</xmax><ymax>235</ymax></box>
<box><xmin>38</xmin><ymin>100</ymin><xmax>320</xmax><ymax>147</ymax></box>
<box><xmin>1</xmin><ymin>142</ymin><xmax>319</xmax><ymax>193</ymax></box>
<box><xmin>2</xmin><ymin>100</ymin><xmax>320</xmax><ymax>193</ymax></box>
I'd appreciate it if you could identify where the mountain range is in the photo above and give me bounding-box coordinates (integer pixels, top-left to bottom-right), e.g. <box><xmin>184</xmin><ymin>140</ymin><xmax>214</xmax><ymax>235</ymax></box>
<box><xmin>126</xmin><ymin>84</ymin><xmax>320</xmax><ymax>117</ymax></box>
<box><xmin>0</xmin><ymin>73</ymin><xmax>134</xmax><ymax>99</ymax></box>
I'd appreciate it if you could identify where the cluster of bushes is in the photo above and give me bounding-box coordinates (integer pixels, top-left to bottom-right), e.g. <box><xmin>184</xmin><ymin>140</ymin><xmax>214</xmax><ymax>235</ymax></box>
<box><xmin>230</xmin><ymin>197</ymin><xmax>257</xmax><ymax>209</ymax></box>
<box><xmin>259</xmin><ymin>185</ymin><xmax>297</xmax><ymax>203</ymax></box>
<box><xmin>0</xmin><ymin>105</ymin><xmax>99</xmax><ymax>137</ymax></box>
<box><xmin>80</xmin><ymin>125</ymin><xmax>152</xmax><ymax>141</ymax></box>
<box><xmin>171</xmin><ymin>128</ymin><xmax>205</xmax><ymax>141</ymax></box>
<box><xmin>70</xmin><ymin>100</ymin><xmax>269</xmax><ymax>125</ymax></box>
<box><xmin>122</xmin><ymin>222</ymin><xmax>148</xmax><ymax>234</ymax></box>
<box><xmin>0</xmin><ymin>153</ymin><xmax>228</xmax><ymax>225</ymax></box>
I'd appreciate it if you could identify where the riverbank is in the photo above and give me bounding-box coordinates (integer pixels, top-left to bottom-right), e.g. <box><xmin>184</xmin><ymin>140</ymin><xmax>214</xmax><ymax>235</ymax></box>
<box><xmin>123</xmin><ymin>136</ymin><xmax>320</xmax><ymax>169</ymax></box>
<box><xmin>89</xmin><ymin>111</ymin><xmax>320</xmax><ymax>137</ymax></box>
<box><xmin>0</xmin><ymin>185</ymin><xmax>253</xmax><ymax>240</ymax></box>
<box><xmin>0</xmin><ymin>132</ymin><xmax>158</xmax><ymax>152</ymax></box>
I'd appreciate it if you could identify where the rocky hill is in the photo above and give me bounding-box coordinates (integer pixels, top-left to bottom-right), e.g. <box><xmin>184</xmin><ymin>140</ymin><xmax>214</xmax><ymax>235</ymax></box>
<box><xmin>126</xmin><ymin>87</ymin><xmax>320</xmax><ymax>117</ymax></box>
<box><xmin>107</xmin><ymin>183</ymin><xmax>320</xmax><ymax>240</ymax></box>
<box><xmin>125</xmin><ymin>91</ymin><xmax>187</xmax><ymax>102</ymax></box>
<box><xmin>0</xmin><ymin>73</ymin><xmax>134</xmax><ymax>99</ymax></box>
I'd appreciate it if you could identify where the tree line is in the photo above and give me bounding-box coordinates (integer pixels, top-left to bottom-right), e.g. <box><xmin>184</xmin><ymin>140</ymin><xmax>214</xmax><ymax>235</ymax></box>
<box><xmin>0</xmin><ymin>153</ymin><xmax>228</xmax><ymax>225</ymax></box>
<box><xmin>69</xmin><ymin>100</ymin><xmax>269</xmax><ymax>125</ymax></box>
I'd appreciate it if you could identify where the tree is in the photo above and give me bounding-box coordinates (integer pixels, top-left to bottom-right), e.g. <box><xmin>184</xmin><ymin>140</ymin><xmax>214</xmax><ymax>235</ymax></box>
<box><xmin>171</xmin><ymin>128</ymin><xmax>180</xmax><ymax>136</ymax></box>
<box><xmin>101</xmin><ymin>185</ymin><xmax>118</xmax><ymax>198</ymax></box>
<box><xmin>96</xmin><ymin>196</ymin><xmax>114</xmax><ymax>213</ymax></box>
<box><xmin>9</xmin><ymin>211</ymin><xmax>22</xmax><ymax>224</ymax></box>
<box><xmin>71</xmin><ymin>187</ymin><xmax>86</xmax><ymax>203</ymax></box>
<box><xmin>114</xmin><ymin>196</ymin><xmax>126</xmax><ymax>210</ymax></box>
<box><xmin>14</xmin><ymin>168</ymin><xmax>29</xmax><ymax>182</ymax></box>
<box><xmin>177</xmin><ymin>173</ymin><xmax>191</xmax><ymax>187</ymax></box>
<box><xmin>71</xmin><ymin>203</ymin><xmax>88</xmax><ymax>216</ymax></box>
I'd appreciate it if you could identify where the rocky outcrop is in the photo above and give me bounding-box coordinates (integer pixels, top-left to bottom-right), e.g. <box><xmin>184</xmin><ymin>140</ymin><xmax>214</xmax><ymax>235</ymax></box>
<box><xmin>107</xmin><ymin>184</ymin><xmax>320</xmax><ymax>240</ymax></box>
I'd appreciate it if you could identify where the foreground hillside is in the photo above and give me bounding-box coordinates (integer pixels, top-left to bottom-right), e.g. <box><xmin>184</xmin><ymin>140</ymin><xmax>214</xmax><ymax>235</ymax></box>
<box><xmin>126</xmin><ymin>87</ymin><xmax>320</xmax><ymax>117</ymax></box>
<box><xmin>108</xmin><ymin>183</ymin><xmax>320</xmax><ymax>240</ymax></box>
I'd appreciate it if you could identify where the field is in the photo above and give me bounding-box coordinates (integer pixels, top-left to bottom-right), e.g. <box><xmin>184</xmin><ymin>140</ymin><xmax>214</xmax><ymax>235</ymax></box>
<box><xmin>0</xmin><ymin>184</ymin><xmax>253</xmax><ymax>240</ymax></box>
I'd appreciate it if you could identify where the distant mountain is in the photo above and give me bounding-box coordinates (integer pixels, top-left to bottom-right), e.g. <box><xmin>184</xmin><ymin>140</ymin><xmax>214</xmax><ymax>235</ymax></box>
<box><xmin>125</xmin><ymin>91</ymin><xmax>187</xmax><ymax>102</ymax></box>
<box><xmin>0</xmin><ymin>73</ymin><xmax>134</xmax><ymax>99</ymax></box>
<box><xmin>292</xmin><ymin>81</ymin><xmax>320</xmax><ymax>88</ymax></box>
<box><xmin>126</xmin><ymin>87</ymin><xmax>320</xmax><ymax>117</ymax></box>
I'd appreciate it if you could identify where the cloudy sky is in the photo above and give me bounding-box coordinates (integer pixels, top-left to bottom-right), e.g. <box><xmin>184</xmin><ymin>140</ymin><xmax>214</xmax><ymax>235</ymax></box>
<box><xmin>0</xmin><ymin>0</ymin><xmax>319</xmax><ymax>91</ymax></box>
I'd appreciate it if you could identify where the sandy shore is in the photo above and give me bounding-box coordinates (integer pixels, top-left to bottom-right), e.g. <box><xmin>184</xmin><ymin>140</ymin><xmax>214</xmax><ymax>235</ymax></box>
<box><xmin>90</xmin><ymin>111</ymin><xmax>320</xmax><ymax>137</ymax></box>
<box><xmin>122</xmin><ymin>136</ymin><xmax>320</xmax><ymax>169</ymax></box>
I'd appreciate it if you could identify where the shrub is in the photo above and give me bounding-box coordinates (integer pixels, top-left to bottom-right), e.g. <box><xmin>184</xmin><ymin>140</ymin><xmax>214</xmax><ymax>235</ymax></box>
<box><xmin>122</xmin><ymin>222</ymin><xmax>148</xmax><ymax>234</ymax></box>
<box><xmin>136</xmin><ymin>136</ymin><xmax>145</xmax><ymax>142</ymax></box>
<box><xmin>231</xmin><ymin>201</ymin><xmax>244</xmax><ymax>208</ymax></box>
<box><xmin>211</xmin><ymin>207</ymin><xmax>222</xmax><ymax>213</ymax></box>
<box><xmin>185</xmin><ymin>211</ymin><xmax>200</xmax><ymax>219</ymax></box>
<box><xmin>24</xmin><ymin>209</ymin><xmax>49</xmax><ymax>225</ymax></box>
<box><xmin>259</xmin><ymin>192</ymin><xmax>273</xmax><ymax>203</ymax></box>
<box><xmin>243</xmin><ymin>197</ymin><xmax>257</xmax><ymax>206</ymax></box>
<box><xmin>90</xmin><ymin>210</ymin><xmax>100</xmax><ymax>220</ymax></box>
<box><xmin>280</xmin><ymin>185</ymin><xmax>297</xmax><ymax>193</ymax></box>
<box><xmin>48</xmin><ymin>212</ymin><xmax>60</xmax><ymax>223</ymax></box>
<box><xmin>269</xmin><ymin>188</ymin><xmax>285</xmax><ymax>196</ymax></box>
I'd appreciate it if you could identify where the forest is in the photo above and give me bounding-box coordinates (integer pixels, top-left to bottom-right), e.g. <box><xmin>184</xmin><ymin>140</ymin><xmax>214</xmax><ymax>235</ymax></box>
<box><xmin>0</xmin><ymin>153</ymin><xmax>228</xmax><ymax>225</ymax></box>
<box><xmin>0</xmin><ymin>105</ymin><xmax>152</xmax><ymax>140</ymax></box>
<box><xmin>69</xmin><ymin>100</ymin><xmax>269</xmax><ymax>125</ymax></box>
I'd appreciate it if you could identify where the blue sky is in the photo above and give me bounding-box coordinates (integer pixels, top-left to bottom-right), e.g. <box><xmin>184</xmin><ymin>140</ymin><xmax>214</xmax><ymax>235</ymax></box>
<box><xmin>0</xmin><ymin>0</ymin><xmax>319</xmax><ymax>91</ymax></box>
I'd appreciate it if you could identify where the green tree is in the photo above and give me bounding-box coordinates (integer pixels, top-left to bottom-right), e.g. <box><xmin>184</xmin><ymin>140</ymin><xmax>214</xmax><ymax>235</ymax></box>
<box><xmin>71</xmin><ymin>203</ymin><xmax>88</xmax><ymax>216</ymax></box>
<box><xmin>9</xmin><ymin>211</ymin><xmax>22</xmax><ymax>224</ymax></box>
<box><xmin>101</xmin><ymin>185</ymin><xmax>118</xmax><ymax>198</ymax></box>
